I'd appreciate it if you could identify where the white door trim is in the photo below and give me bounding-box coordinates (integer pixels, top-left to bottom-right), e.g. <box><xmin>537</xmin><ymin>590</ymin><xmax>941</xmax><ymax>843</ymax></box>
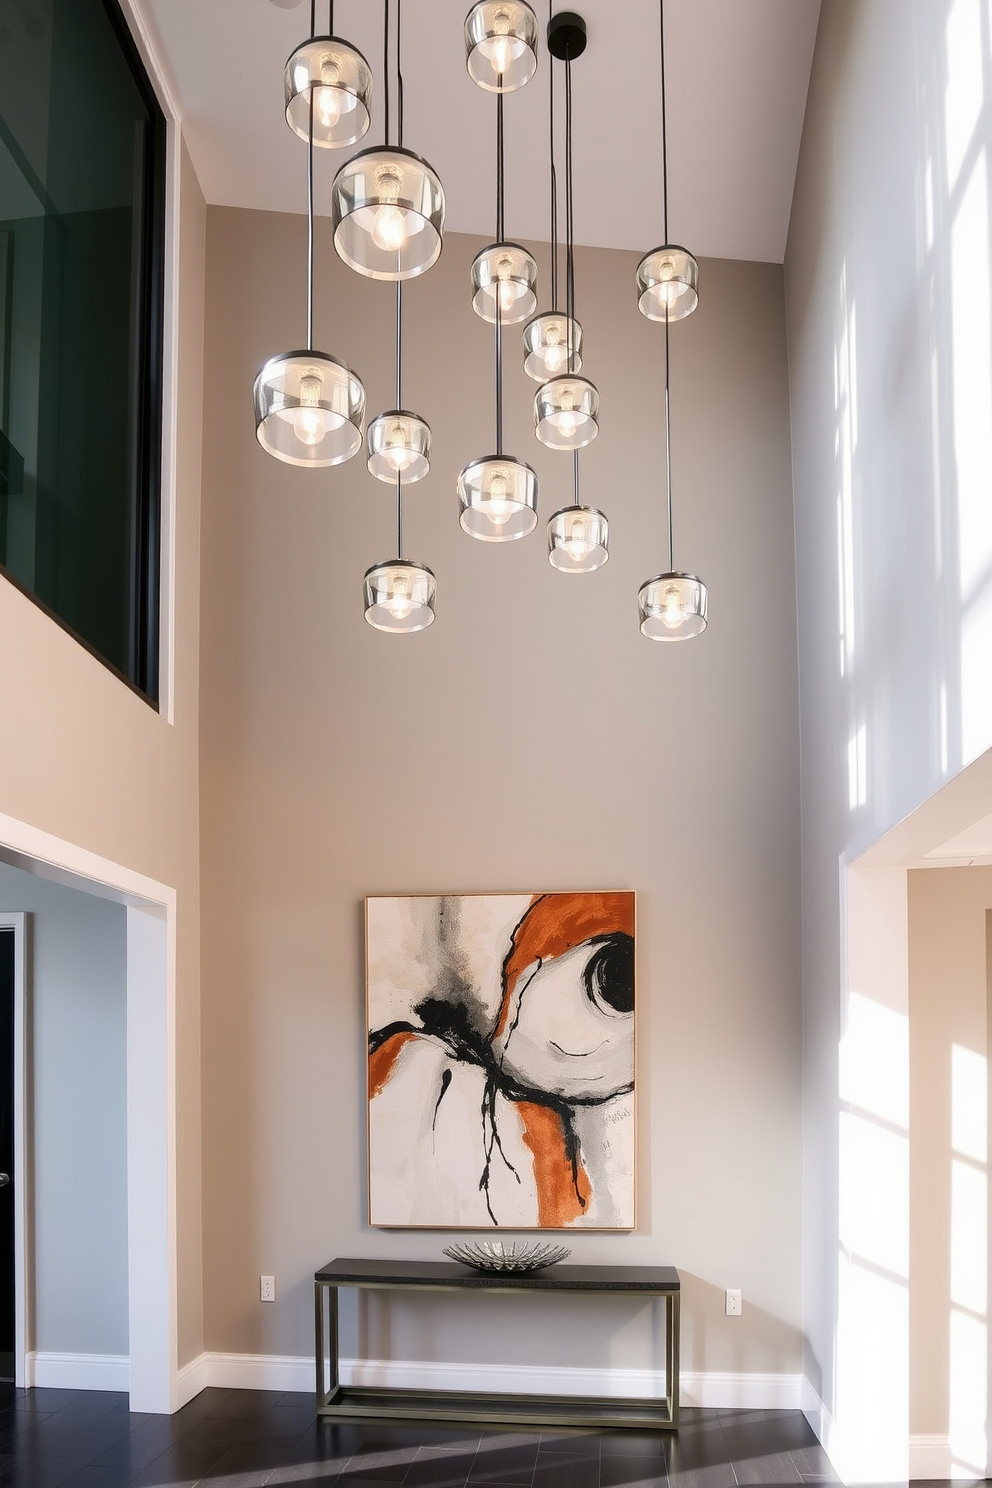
<box><xmin>0</xmin><ymin>913</ymin><xmax>28</xmax><ymax>1388</ymax></box>
<box><xmin>0</xmin><ymin>811</ymin><xmax>178</xmax><ymax>1413</ymax></box>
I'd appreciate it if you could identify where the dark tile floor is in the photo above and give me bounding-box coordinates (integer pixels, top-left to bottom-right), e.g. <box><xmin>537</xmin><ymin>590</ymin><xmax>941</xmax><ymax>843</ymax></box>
<box><xmin>0</xmin><ymin>1386</ymin><xmax>850</xmax><ymax>1488</ymax></box>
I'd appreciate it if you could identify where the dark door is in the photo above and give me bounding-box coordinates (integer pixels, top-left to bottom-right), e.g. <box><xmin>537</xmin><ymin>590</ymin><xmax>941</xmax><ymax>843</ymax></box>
<box><xmin>0</xmin><ymin>931</ymin><xmax>14</xmax><ymax>1380</ymax></box>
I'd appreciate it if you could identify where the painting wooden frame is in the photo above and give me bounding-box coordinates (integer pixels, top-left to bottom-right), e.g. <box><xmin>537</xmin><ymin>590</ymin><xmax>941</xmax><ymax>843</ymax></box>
<box><xmin>366</xmin><ymin>891</ymin><xmax>636</xmax><ymax>1230</ymax></box>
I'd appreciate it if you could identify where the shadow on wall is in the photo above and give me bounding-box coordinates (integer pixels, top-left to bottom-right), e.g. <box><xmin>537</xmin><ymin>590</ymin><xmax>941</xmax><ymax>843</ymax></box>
<box><xmin>679</xmin><ymin>1272</ymin><xmax>803</xmax><ymax>1379</ymax></box>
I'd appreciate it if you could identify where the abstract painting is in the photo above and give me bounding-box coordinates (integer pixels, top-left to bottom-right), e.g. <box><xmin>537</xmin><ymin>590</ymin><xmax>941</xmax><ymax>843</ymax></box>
<box><xmin>366</xmin><ymin>892</ymin><xmax>635</xmax><ymax>1229</ymax></box>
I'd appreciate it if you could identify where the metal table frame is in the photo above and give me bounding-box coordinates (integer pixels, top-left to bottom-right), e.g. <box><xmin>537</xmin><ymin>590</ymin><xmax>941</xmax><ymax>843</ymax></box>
<box><xmin>314</xmin><ymin>1259</ymin><xmax>680</xmax><ymax>1431</ymax></box>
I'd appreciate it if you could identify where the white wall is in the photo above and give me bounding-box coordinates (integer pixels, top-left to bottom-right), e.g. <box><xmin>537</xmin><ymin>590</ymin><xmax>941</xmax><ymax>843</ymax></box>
<box><xmin>197</xmin><ymin>208</ymin><xmax>804</xmax><ymax>1389</ymax></box>
<box><xmin>785</xmin><ymin>0</ymin><xmax>992</xmax><ymax>1459</ymax></box>
<box><xmin>0</xmin><ymin>862</ymin><xmax>128</xmax><ymax>1357</ymax></box>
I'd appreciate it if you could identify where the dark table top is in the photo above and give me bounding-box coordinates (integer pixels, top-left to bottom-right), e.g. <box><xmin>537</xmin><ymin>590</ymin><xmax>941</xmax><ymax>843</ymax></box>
<box><xmin>315</xmin><ymin>1258</ymin><xmax>680</xmax><ymax>1292</ymax></box>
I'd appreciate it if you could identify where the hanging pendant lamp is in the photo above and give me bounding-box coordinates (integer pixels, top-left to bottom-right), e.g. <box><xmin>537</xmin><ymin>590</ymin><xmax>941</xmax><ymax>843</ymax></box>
<box><xmin>465</xmin><ymin>1</ymin><xmax>539</xmax><ymax>92</ymax></box>
<box><xmin>534</xmin><ymin>12</ymin><xmax>598</xmax><ymax>453</ymax></box>
<box><xmin>637</xmin><ymin>0</ymin><xmax>706</xmax><ymax>638</ymax></box>
<box><xmin>548</xmin><ymin>453</ymin><xmax>608</xmax><ymax>572</ymax></box>
<box><xmin>522</xmin><ymin>6</ymin><xmax>581</xmax><ymax>381</ymax></box>
<box><xmin>637</xmin><ymin>313</ymin><xmax>707</xmax><ymax>638</ymax></box>
<box><xmin>285</xmin><ymin>3</ymin><xmax>372</xmax><ymax>149</ymax></box>
<box><xmin>459</xmin><ymin>13</ymin><xmax>538</xmax><ymax>542</ymax></box>
<box><xmin>365</xmin><ymin>4</ymin><xmax>432</xmax><ymax>485</ymax></box>
<box><xmin>635</xmin><ymin>0</ymin><xmax>698</xmax><ymax>322</ymax></box>
<box><xmin>254</xmin><ymin>3</ymin><xmax>365</xmax><ymax>466</ymax></box>
<box><xmin>332</xmin><ymin>0</ymin><xmax>444</xmax><ymax>280</ymax></box>
<box><xmin>365</xmin><ymin>0</ymin><xmax>436</xmax><ymax>631</ymax></box>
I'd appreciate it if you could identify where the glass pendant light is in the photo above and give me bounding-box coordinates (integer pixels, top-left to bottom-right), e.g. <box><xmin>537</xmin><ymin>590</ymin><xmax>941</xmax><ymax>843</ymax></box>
<box><xmin>365</xmin><ymin>0</ymin><xmax>437</xmax><ymax>632</ymax></box>
<box><xmin>254</xmin><ymin>3</ymin><xmax>365</xmax><ymax>466</ymax></box>
<box><xmin>332</xmin><ymin>0</ymin><xmax>445</xmax><ymax>280</ymax></box>
<box><xmin>465</xmin><ymin>1</ymin><xmax>539</xmax><ymax>92</ymax></box>
<box><xmin>523</xmin><ymin>312</ymin><xmax>581</xmax><ymax>379</ymax></box>
<box><xmin>535</xmin><ymin>12</ymin><xmax>598</xmax><ymax>452</ymax></box>
<box><xmin>635</xmin><ymin>0</ymin><xmax>699</xmax><ymax>323</ymax></box>
<box><xmin>459</xmin><ymin>8</ymin><xmax>538</xmax><ymax>543</ymax></box>
<box><xmin>285</xmin><ymin>2</ymin><xmax>372</xmax><ymax>149</ymax></box>
<box><xmin>637</xmin><ymin>0</ymin><xmax>707</xmax><ymax>639</ymax></box>
<box><xmin>637</xmin><ymin>314</ymin><xmax>708</xmax><ymax>639</ymax></box>
<box><xmin>548</xmin><ymin>454</ymin><xmax>608</xmax><ymax>572</ymax></box>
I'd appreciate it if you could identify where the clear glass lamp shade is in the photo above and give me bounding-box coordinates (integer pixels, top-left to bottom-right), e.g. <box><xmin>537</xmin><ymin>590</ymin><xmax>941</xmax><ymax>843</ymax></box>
<box><xmin>284</xmin><ymin>37</ymin><xmax>372</xmax><ymax>147</ymax></box>
<box><xmin>457</xmin><ymin>455</ymin><xmax>539</xmax><ymax>541</ymax></box>
<box><xmin>636</xmin><ymin>246</ymin><xmax>699</xmax><ymax>322</ymax></box>
<box><xmin>638</xmin><ymin>571</ymin><xmax>708</xmax><ymax>640</ymax></box>
<box><xmin>332</xmin><ymin>147</ymin><xmax>445</xmax><ymax>280</ymax></box>
<box><xmin>522</xmin><ymin>312</ymin><xmax>582</xmax><ymax>380</ymax></box>
<box><xmin>464</xmin><ymin>1</ymin><xmax>538</xmax><ymax>91</ymax></box>
<box><xmin>364</xmin><ymin>559</ymin><xmax>436</xmax><ymax>632</ymax></box>
<box><xmin>548</xmin><ymin>505</ymin><xmax>608</xmax><ymax>572</ymax></box>
<box><xmin>253</xmin><ymin>349</ymin><xmax>366</xmax><ymax>467</ymax></box>
<box><xmin>534</xmin><ymin>375</ymin><xmax>599</xmax><ymax>450</ymax></box>
<box><xmin>471</xmin><ymin>243</ymin><xmax>538</xmax><ymax>323</ymax></box>
<box><xmin>366</xmin><ymin>410</ymin><xmax>431</xmax><ymax>483</ymax></box>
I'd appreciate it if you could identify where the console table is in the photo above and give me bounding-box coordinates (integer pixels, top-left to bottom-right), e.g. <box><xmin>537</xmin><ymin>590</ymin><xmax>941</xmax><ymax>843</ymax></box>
<box><xmin>314</xmin><ymin>1257</ymin><xmax>680</xmax><ymax>1430</ymax></box>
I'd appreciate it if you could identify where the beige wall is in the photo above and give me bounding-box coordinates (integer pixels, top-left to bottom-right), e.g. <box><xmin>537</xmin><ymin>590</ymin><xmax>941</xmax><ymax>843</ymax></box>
<box><xmin>908</xmin><ymin>866</ymin><xmax>992</xmax><ymax>1444</ymax></box>
<box><xmin>198</xmin><ymin>206</ymin><xmax>803</xmax><ymax>1375</ymax></box>
<box><xmin>0</xmin><ymin>141</ymin><xmax>206</xmax><ymax>1368</ymax></box>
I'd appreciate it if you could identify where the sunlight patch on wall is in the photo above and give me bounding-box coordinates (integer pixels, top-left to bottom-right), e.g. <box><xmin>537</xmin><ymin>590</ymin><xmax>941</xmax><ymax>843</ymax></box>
<box><xmin>837</xmin><ymin>993</ymin><xmax>909</xmax><ymax>1481</ymax></box>
<box><xmin>949</xmin><ymin>1043</ymin><xmax>987</xmax><ymax>1475</ymax></box>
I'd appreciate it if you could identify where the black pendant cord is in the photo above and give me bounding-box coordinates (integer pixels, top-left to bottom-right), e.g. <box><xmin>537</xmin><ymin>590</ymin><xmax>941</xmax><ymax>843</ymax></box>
<box><xmin>496</xmin><ymin>92</ymin><xmax>505</xmax><ymax>242</ymax></box>
<box><xmin>383</xmin><ymin>0</ymin><xmax>390</xmax><ymax>146</ymax></box>
<box><xmin>329</xmin><ymin>0</ymin><xmax>334</xmax><ymax>33</ymax></box>
<box><xmin>396</xmin><ymin>472</ymin><xmax>403</xmax><ymax>559</ymax></box>
<box><xmin>310</xmin><ymin>0</ymin><xmax>316</xmax><ymax>38</ymax></box>
<box><xmin>306</xmin><ymin>66</ymin><xmax>314</xmax><ymax>348</ymax></box>
<box><xmin>495</xmin><ymin>293</ymin><xmax>504</xmax><ymax>455</ymax></box>
<box><xmin>549</xmin><ymin>1</ymin><xmax>558</xmax><ymax>312</ymax></box>
<box><xmin>660</xmin><ymin>0</ymin><xmax>669</xmax><ymax>243</ymax></box>
<box><xmin>564</xmin><ymin>53</ymin><xmax>575</xmax><ymax>372</ymax></box>
<box><xmin>395</xmin><ymin>281</ymin><xmax>402</xmax><ymax>409</ymax></box>
<box><xmin>573</xmin><ymin>448</ymin><xmax>579</xmax><ymax>506</ymax></box>
<box><xmin>397</xmin><ymin>0</ymin><xmax>404</xmax><ymax>147</ymax></box>
<box><xmin>665</xmin><ymin>314</ymin><xmax>674</xmax><ymax>569</ymax></box>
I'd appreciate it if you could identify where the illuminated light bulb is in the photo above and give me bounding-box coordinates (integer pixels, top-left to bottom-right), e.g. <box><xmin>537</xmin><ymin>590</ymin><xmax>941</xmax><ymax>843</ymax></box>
<box><xmin>384</xmin><ymin>423</ymin><xmax>415</xmax><ymax>472</ymax></box>
<box><xmin>293</xmin><ymin>374</ymin><xmax>327</xmax><ymax>446</ymax></box>
<box><xmin>564</xmin><ymin>524</ymin><xmax>592</xmax><ymax>563</ymax></box>
<box><xmin>556</xmin><ymin>385</ymin><xmax>579</xmax><ymax>440</ymax></box>
<box><xmin>486</xmin><ymin>11</ymin><xmax>525</xmax><ymax>74</ymax></box>
<box><xmin>661</xmin><ymin>586</ymin><xmax>684</xmax><ymax>629</ymax></box>
<box><xmin>543</xmin><ymin>326</ymin><xmax>565</xmax><ymax>372</ymax></box>
<box><xmin>387</xmin><ymin>586</ymin><xmax>413</xmax><ymax>620</ymax></box>
<box><xmin>371</xmin><ymin>204</ymin><xmax>407</xmax><ymax>253</ymax></box>
<box><xmin>495</xmin><ymin>256</ymin><xmax>516</xmax><ymax>314</ymax></box>
<box><xmin>314</xmin><ymin>85</ymin><xmax>341</xmax><ymax>129</ymax></box>
<box><xmin>487</xmin><ymin>472</ymin><xmax>512</xmax><ymax>526</ymax></box>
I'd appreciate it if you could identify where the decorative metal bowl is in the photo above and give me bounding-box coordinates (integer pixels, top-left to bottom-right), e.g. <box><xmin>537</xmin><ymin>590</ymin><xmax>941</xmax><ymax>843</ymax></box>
<box><xmin>442</xmin><ymin>1240</ymin><xmax>571</xmax><ymax>1273</ymax></box>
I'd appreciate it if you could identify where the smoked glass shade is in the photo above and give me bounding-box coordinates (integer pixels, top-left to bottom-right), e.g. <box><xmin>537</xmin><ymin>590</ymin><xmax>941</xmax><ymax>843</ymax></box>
<box><xmin>366</xmin><ymin>410</ymin><xmax>431</xmax><ymax>484</ymax></box>
<box><xmin>332</xmin><ymin>147</ymin><xmax>445</xmax><ymax>280</ymax></box>
<box><xmin>548</xmin><ymin>505</ymin><xmax>609</xmax><ymax>572</ymax></box>
<box><xmin>534</xmin><ymin>375</ymin><xmax>599</xmax><ymax>450</ymax></box>
<box><xmin>253</xmin><ymin>349</ymin><xmax>365</xmax><ymax>466</ymax></box>
<box><xmin>638</xmin><ymin>571</ymin><xmax>708</xmax><ymax>640</ymax></box>
<box><xmin>284</xmin><ymin>37</ymin><xmax>372</xmax><ymax>148</ymax></box>
<box><xmin>522</xmin><ymin>311</ymin><xmax>582</xmax><ymax>380</ymax></box>
<box><xmin>364</xmin><ymin>559</ymin><xmax>436</xmax><ymax>632</ymax></box>
<box><xmin>457</xmin><ymin>455</ymin><xmax>538</xmax><ymax>541</ymax></box>
<box><xmin>464</xmin><ymin>1</ymin><xmax>539</xmax><ymax>92</ymax></box>
<box><xmin>636</xmin><ymin>246</ymin><xmax>699</xmax><ymax>322</ymax></box>
<box><xmin>471</xmin><ymin>243</ymin><xmax>538</xmax><ymax>324</ymax></box>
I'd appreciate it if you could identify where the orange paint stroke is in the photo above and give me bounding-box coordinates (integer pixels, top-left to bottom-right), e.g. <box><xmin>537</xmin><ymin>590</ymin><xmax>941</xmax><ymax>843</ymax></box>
<box><xmin>496</xmin><ymin>892</ymin><xmax>634</xmax><ymax>1037</ymax></box>
<box><xmin>369</xmin><ymin>1030</ymin><xmax>416</xmax><ymax>1098</ymax></box>
<box><xmin>517</xmin><ymin>1100</ymin><xmax>592</xmax><ymax>1227</ymax></box>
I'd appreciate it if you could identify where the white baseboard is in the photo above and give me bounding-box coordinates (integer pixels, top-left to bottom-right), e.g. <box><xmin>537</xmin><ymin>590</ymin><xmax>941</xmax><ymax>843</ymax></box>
<box><xmin>178</xmin><ymin>1352</ymin><xmax>802</xmax><ymax>1411</ymax></box>
<box><xmin>909</xmin><ymin>1436</ymin><xmax>952</xmax><ymax>1479</ymax></box>
<box><xmin>27</xmin><ymin>1351</ymin><xmax>130</xmax><ymax>1392</ymax></box>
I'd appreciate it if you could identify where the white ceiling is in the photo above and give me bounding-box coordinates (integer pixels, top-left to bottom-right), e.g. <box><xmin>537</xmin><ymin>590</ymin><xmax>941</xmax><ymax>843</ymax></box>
<box><xmin>136</xmin><ymin>0</ymin><xmax>821</xmax><ymax>263</ymax></box>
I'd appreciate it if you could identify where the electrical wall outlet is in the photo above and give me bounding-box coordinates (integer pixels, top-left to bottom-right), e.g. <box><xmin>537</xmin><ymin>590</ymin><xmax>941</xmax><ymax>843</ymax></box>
<box><xmin>726</xmin><ymin>1287</ymin><xmax>742</xmax><ymax>1317</ymax></box>
<box><xmin>260</xmin><ymin>1274</ymin><xmax>276</xmax><ymax>1302</ymax></box>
